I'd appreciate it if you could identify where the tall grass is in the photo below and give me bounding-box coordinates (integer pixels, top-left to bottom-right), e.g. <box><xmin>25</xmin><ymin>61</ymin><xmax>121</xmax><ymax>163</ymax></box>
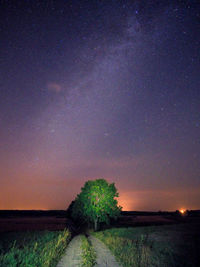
<box><xmin>93</xmin><ymin>230</ymin><xmax>152</xmax><ymax>267</ymax></box>
<box><xmin>81</xmin><ymin>235</ymin><xmax>96</xmax><ymax>267</ymax></box>
<box><xmin>92</xmin><ymin>224</ymin><xmax>200</xmax><ymax>267</ymax></box>
<box><xmin>0</xmin><ymin>229</ymin><xmax>71</xmax><ymax>267</ymax></box>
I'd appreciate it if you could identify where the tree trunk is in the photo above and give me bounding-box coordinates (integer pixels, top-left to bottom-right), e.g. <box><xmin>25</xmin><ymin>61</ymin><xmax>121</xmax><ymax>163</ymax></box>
<box><xmin>94</xmin><ymin>218</ymin><xmax>98</xmax><ymax>231</ymax></box>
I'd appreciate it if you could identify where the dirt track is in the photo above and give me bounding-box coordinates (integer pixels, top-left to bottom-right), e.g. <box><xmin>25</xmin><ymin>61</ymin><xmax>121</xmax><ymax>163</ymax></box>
<box><xmin>56</xmin><ymin>235</ymin><xmax>122</xmax><ymax>267</ymax></box>
<box><xmin>89</xmin><ymin>235</ymin><xmax>122</xmax><ymax>267</ymax></box>
<box><xmin>56</xmin><ymin>235</ymin><xmax>83</xmax><ymax>267</ymax></box>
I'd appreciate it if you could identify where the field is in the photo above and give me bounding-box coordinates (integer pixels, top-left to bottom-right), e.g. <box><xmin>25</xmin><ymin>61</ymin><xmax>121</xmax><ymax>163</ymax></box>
<box><xmin>0</xmin><ymin>210</ymin><xmax>72</xmax><ymax>232</ymax></box>
<box><xmin>0</xmin><ymin>210</ymin><xmax>189</xmax><ymax>233</ymax></box>
<box><xmin>0</xmin><ymin>211</ymin><xmax>200</xmax><ymax>266</ymax></box>
<box><xmin>92</xmin><ymin>222</ymin><xmax>200</xmax><ymax>267</ymax></box>
<box><xmin>0</xmin><ymin>216</ymin><xmax>69</xmax><ymax>232</ymax></box>
<box><xmin>0</xmin><ymin>229</ymin><xmax>71</xmax><ymax>267</ymax></box>
<box><xmin>0</xmin><ymin>211</ymin><xmax>73</xmax><ymax>266</ymax></box>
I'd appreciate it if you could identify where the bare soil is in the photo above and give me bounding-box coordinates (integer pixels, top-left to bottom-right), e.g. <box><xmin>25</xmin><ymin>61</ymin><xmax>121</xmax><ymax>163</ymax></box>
<box><xmin>56</xmin><ymin>235</ymin><xmax>83</xmax><ymax>267</ymax></box>
<box><xmin>89</xmin><ymin>235</ymin><xmax>122</xmax><ymax>267</ymax></box>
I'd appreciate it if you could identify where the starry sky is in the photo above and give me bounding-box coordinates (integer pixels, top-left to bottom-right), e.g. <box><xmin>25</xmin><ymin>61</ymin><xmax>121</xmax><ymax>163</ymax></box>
<box><xmin>0</xmin><ymin>0</ymin><xmax>200</xmax><ymax>211</ymax></box>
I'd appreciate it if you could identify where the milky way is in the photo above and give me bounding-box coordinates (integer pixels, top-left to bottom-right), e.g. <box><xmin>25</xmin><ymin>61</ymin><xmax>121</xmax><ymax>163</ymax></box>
<box><xmin>0</xmin><ymin>0</ymin><xmax>200</xmax><ymax>210</ymax></box>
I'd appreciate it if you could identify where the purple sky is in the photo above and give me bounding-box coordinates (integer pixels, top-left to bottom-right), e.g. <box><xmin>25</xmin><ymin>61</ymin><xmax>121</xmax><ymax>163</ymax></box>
<box><xmin>0</xmin><ymin>0</ymin><xmax>200</xmax><ymax>211</ymax></box>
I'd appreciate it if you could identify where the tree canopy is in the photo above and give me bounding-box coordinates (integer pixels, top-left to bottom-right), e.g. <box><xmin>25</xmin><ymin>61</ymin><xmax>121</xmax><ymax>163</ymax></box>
<box><xmin>71</xmin><ymin>179</ymin><xmax>121</xmax><ymax>230</ymax></box>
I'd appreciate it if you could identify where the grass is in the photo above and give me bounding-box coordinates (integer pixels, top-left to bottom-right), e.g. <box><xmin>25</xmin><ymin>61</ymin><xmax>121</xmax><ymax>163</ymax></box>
<box><xmin>81</xmin><ymin>235</ymin><xmax>96</xmax><ymax>267</ymax></box>
<box><xmin>0</xmin><ymin>229</ymin><xmax>71</xmax><ymax>267</ymax></box>
<box><xmin>92</xmin><ymin>223</ymin><xmax>200</xmax><ymax>267</ymax></box>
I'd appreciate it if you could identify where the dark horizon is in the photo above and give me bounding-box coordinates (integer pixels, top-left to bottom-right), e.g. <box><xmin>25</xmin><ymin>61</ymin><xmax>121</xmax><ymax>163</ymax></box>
<box><xmin>1</xmin><ymin>208</ymin><xmax>200</xmax><ymax>213</ymax></box>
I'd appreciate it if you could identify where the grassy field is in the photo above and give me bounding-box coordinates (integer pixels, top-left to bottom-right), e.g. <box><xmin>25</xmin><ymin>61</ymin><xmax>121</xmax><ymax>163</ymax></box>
<box><xmin>0</xmin><ymin>229</ymin><xmax>71</xmax><ymax>267</ymax></box>
<box><xmin>92</xmin><ymin>222</ymin><xmax>200</xmax><ymax>267</ymax></box>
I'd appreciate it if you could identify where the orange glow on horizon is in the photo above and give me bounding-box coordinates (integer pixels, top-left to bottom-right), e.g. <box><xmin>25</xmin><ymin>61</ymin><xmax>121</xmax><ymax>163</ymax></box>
<box><xmin>179</xmin><ymin>209</ymin><xmax>186</xmax><ymax>214</ymax></box>
<box><xmin>118</xmin><ymin>195</ymin><xmax>136</xmax><ymax>211</ymax></box>
<box><xmin>0</xmin><ymin>205</ymin><xmax>49</xmax><ymax>211</ymax></box>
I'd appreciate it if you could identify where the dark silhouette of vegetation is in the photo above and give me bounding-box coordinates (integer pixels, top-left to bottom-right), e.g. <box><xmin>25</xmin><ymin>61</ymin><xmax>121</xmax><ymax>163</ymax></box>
<box><xmin>66</xmin><ymin>201</ymin><xmax>75</xmax><ymax>218</ymax></box>
<box><xmin>71</xmin><ymin>179</ymin><xmax>121</xmax><ymax>231</ymax></box>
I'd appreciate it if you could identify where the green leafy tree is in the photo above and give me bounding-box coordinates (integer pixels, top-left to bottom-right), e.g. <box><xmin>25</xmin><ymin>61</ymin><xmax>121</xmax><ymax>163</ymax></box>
<box><xmin>72</xmin><ymin>179</ymin><xmax>122</xmax><ymax>231</ymax></box>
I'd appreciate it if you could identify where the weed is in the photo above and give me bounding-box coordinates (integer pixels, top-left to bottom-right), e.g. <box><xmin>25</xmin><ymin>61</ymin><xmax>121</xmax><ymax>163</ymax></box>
<box><xmin>81</xmin><ymin>235</ymin><xmax>96</xmax><ymax>267</ymax></box>
<box><xmin>0</xmin><ymin>229</ymin><xmax>71</xmax><ymax>267</ymax></box>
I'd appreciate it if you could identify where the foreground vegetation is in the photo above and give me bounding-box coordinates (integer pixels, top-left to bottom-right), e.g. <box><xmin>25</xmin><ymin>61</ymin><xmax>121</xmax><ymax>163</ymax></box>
<box><xmin>81</xmin><ymin>235</ymin><xmax>96</xmax><ymax>267</ymax></box>
<box><xmin>0</xmin><ymin>229</ymin><xmax>71</xmax><ymax>267</ymax></box>
<box><xmin>93</xmin><ymin>223</ymin><xmax>200</xmax><ymax>267</ymax></box>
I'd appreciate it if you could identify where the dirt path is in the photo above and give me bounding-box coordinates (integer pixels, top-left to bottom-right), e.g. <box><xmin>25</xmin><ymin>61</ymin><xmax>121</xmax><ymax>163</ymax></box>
<box><xmin>89</xmin><ymin>235</ymin><xmax>123</xmax><ymax>267</ymax></box>
<box><xmin>56</xmin><ymin>235</ymin><xmax>83</xmax><ymax>267</ymax></box>
<box><xmin>57</xmin><ymin>234</ymin><xmax>122</xmax><ymax>267</ymax></box>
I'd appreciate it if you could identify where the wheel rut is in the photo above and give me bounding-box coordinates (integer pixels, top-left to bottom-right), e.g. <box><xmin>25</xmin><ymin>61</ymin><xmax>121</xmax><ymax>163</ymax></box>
<box><xmin>56</xmin><ymin>234</ymin><xmax>122</xmax><ymax>267</ymax></box>
<box><xmin>89</xmin><ymin>235</ymin><xmax>122</xmax><ymax>267</ymax></box>
<box><xmin>56</xmin><ymin>235</ymin><xmax>83</xmax><ymax>267</ymax></box>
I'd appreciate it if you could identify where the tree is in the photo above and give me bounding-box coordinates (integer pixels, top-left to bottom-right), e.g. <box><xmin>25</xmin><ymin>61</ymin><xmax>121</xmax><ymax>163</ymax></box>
<box><xmin>71</xmin><ymin>179</ymin><xmax>121</xmax><ymax>231</ymax></box>
<box><xmin>66</xmin><ymin>200</ymin><xmax>75</xmax><ymax>218</ymax></box>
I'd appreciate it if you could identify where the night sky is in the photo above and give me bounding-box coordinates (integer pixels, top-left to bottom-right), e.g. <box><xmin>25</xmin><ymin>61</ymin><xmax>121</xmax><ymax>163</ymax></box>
<box><xmin>1</xmin><ymin>0</ymin><xmax>200</xmax><ymax>211</ymax></box>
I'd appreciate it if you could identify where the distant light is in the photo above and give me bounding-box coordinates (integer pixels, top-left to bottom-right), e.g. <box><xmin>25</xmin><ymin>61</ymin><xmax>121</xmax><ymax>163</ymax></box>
<box><xmin>179</xmin><ymin>209</ymin><xmax>185</xmax><ymax>214</ymax></box>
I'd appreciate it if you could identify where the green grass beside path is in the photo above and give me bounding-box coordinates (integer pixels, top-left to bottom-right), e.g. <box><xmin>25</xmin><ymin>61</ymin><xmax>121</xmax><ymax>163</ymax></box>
<box><xmin>81</xmin><ymin>235</ymin><xmax>96</xmax><ymax>267</ymax></box>
<box><xmin>0</xmin><ymin>229</ymin><xmax>71</xmax><ymax>267</ymax></box>
<box><xmin>92</xmin><ymin>223</ymin><xmax>200</xmax><ymax>267</ymax></box>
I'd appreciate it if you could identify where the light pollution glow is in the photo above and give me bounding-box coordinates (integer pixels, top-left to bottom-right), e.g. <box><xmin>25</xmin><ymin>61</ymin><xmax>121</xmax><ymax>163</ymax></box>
<box><xmin>0</xmin><ymin>1</ymin><xmax>200</xmax><ymax>211</ymax></box>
